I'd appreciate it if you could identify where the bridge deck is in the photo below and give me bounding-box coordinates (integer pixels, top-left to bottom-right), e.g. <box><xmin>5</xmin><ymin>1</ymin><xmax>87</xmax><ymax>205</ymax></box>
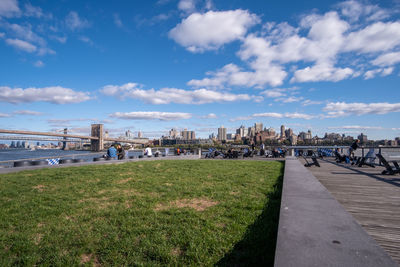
<box><xmin>301</xmin><ymin>158</ymin><xmax>400</xmax><ymax>264</ymax></box>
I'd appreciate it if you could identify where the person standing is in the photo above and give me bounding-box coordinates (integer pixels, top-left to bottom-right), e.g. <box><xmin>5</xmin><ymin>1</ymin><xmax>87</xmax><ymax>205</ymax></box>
<box><xmin>348</xmin><ymin>139</ymin><xmax>360</xmax><ymax>163</ymax></box>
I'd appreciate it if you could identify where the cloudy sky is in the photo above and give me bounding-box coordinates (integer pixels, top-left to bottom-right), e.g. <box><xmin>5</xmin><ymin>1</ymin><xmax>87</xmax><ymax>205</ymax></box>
<box><xmin>1</xmin><ymin>0</ymin><xmax>400</xmax><ymax>139</ymax></box>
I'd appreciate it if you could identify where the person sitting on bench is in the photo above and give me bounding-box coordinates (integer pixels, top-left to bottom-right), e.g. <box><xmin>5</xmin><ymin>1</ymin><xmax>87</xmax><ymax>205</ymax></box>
<box><xmin>357</xmin><ymin>148</ymin><xmax>376</xmax><ymax>167</ymax></box>
<box><xmin>335</xmin><ymin>149</ymin><xmax>349</xmax><ymax>163</ymax></box>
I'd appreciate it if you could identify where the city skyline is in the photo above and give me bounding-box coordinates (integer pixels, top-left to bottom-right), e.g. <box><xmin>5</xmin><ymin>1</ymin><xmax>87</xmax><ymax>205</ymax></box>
<box><xmin>1</xmin><ymin>0</ymin><xmax>400</xmax><ymax>140</ymax></box>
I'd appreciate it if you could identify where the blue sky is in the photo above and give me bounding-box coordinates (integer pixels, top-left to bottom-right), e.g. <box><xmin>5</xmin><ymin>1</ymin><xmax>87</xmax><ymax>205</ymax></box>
<box><xmin>0</xmin><ymin>0</ymin><xmax>400</xmax><ymax>140</ymax></box>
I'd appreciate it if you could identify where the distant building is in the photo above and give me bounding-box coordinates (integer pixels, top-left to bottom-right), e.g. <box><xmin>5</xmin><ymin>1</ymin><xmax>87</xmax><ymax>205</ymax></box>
<box><xmin>169</xmin><ymin>128</ymin><xmax>178</xmax><ymax>138</ymax></box>
<box><xmin>248</xmin><ymin>126</ymin><xmax>255</xmax><ymax>137</ymax></box>
<box><xmin>181</xmin><ymin>129</ymin><xmax>195</xmax><ymax>140</ymax></box>
<box><xmin>255</xmin><ymin>123</ymin><xmax>263</xmax><ymax>133</ymax></box>
<box><xmin>299</xmin><ymin>130</ymin><xmax>312</xmax><ymax>141</ymax></box>
<box><xmin>358</xmin><ymin>133</ymin><xmax>368</xmax><ymax>143</ymax></box>
<box><xmin>280</xmin><ymin>125</ymin><xmax>285</xmax><ymax>138</ymax></box>
<box><xmin>218</xmin><ymin>126</ymin><xmax>227</xmax><ymax>141</ymax></box>
<box><xmin>125</xmin><ymin>130</ymin><xmax>134</xmax><ymax>139</ymax></box>
<box><xmin>285</xmin><ymin>128</ymin><xmax>293</xmax><ymax>138</ymax></box>
<box><xmin>236</xmin><ymin>125</ymin><xmax>247</xmax><ymax>138</ymax></box>
<box><xmin>137</xmin><ymin>131</ymin><xmax>143</xmax><ymax>138</ymax></box>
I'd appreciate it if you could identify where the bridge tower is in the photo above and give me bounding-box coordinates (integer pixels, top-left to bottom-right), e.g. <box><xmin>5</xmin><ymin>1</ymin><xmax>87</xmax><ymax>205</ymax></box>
<box><xmin>91</xmin><ymin>124</ymin><xmax>104</xmax><ymax>151</ymax></box>
<box><xmin>62</xmin><ymin>128</ymin><xmax>68</xmax><ymax>150</ymax></box>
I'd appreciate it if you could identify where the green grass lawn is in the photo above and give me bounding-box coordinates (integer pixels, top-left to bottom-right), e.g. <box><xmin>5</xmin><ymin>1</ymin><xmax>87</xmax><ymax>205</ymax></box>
<box><xmin>0</xmin><ymin>160</ymin><xmax>283</xmax><ymax>266</ymax></box>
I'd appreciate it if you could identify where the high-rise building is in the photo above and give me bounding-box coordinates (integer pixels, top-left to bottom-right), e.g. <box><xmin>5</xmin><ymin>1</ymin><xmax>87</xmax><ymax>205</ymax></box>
<box><xmin>218</xmin><ymin>126</ymin><xmax>227</xmax><ymax>141</ymax></box>
<box><xmin>280</xmin><ymin>125</ymin><xmax>285</xmax><ymax>138</ymax></box>
<box><xmin>137</xmin><ymin>131</ymin><xmax>143</xmax><ymax>138</ymax></box>
<box><xmin>125</xmin><ymin>130</ymin><xmax>134</xmax><ymax>139</ymax></box>
<box><xmin>236</xmin><ymin>125</ymin><xmax>247</xmax><ymax>137</ymax></box>
<box><xmin>358</xmin><ymin>133</ymin><xmax>368</xmax><ymax>142</ymax></box>
<box><xmin>169</xmin><ymin>128</ymin><xmax>178</xmax><ymax>138</ymax></box>
<box><xmin>181</xmin><ymin>129</ymin><xmax>195</xmax><ymax>140</ymax></box>
<box><xmin>285</xmin><ymin>128</ymin><xmax>293</xmax><ymax>138</ymax></box>
<box><xmin>255</xmin><ymin>123</ymin><xmax>263</xmax><ymax>133</ymax></box>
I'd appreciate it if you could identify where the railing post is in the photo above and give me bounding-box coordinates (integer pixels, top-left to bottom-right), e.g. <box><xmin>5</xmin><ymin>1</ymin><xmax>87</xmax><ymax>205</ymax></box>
<box><xmin>378</xmin><ymin>147</ymin><xmax>382</xmax><ymax>166</ymax></box>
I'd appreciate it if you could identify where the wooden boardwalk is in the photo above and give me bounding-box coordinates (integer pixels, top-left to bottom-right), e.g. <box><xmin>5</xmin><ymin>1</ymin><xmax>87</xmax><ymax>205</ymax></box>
<box><xmin>301</xmin><ymin>158</ymin><xmax>400</xmax><ymax>264</ymax></box>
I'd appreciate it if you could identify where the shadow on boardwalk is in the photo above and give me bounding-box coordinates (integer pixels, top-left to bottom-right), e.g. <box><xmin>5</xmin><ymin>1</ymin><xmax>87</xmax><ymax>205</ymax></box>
<box><xmin>217</xmin><ymin>173</ymin><xmax>283</xmax><ymax>267</ymax></box>
<box><xmin>326</xmin><ymin>159</ymin><xmax>400</xmax><ymax>188</ymax></box>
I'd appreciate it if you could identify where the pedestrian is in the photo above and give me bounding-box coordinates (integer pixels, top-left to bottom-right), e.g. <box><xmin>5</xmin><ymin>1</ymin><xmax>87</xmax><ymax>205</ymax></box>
<box><xmin>144</xmin><ymin>146</ymin><xmax>152</xmax><ymax>157</ymax></box>
<box><xmin>106</xmin><ymin>144</ymin><xmax>118</xmax><ymax>160</ymax></box>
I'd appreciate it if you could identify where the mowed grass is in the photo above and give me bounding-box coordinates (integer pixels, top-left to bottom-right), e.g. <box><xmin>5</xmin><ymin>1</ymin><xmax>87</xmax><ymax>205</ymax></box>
<box><xmin>0</xmin><ymin>160</ymin><xmax>283</xmax><ymax>266</ymax></box>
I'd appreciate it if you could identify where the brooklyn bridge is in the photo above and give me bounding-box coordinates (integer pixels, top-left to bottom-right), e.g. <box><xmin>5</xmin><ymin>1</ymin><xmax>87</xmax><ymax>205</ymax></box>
<box><xmin>0</xmin><ymin>124</ymin><xmax>148</xmax><ymax>151</ymax></box>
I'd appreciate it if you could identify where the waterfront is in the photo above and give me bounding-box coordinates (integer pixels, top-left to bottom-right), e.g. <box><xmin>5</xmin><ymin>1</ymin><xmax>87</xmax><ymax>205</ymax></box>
<box><xmin>0</xmin><ymin>149</ymin><xmax>145</xmax><ymax>167</ymax></box>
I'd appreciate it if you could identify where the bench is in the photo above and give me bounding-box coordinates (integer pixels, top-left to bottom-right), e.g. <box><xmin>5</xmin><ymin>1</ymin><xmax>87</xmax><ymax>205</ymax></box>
<box><xmin>376</xmin><ymin>154</ymin><xmax>400</xmax><ymax>175</ymax></box>
<box><xmin>303</xmin><ymin>156</ymin><xmax>320</xmax><ymax>167</ymax></box>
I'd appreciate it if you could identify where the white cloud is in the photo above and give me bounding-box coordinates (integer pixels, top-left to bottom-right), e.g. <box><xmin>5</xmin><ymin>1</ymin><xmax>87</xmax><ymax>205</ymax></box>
<box><xmin>178</xmin><ymin>0</ymin><xmax>196</xmax><ymax>14</ymax></box>
<box><xmin>78</xmin><ymin>36</ymin><xmax>94</xmax><ymax>46</ymax></box>
<box><xmin>0</xmin><ymin>112</ymin><xmax>11</xmax><ymax>118</ymax></box>
<box><xmin>34</xmin><ymin>60</ymin><xmax>44</xmax><ymax>67</ymax></box>
<box><xmin>13</xmin><ymin>110</ymin><xmax>43</xmax><ymax>116</ymax></box>
<box><xmin>113</xmin><ymin>13</ymin><xmax>123</xmax><ymax>28</ymax></box>
<box><xmin>201</xmin><ymin>113</ymin><xmax>217</xmax><ymax>119</ymax></box>
<box><xmin>261</xmin><ymin>89</ymin><xmax>286</xmax><ymax>98</ymax></box>
<box><xmin>65</xmin><ymin>11</ymin><xmax>90</xmax><ymax>31</ymax></box>
<box><xmin>100</xmin><ymin>83</ymin><xmax>258</xmax><ymax>104</ymax></box>
<box><xmin>187</xmin><ymin>6</ymin><xmax>400</xmax><ymax>87</ymax></box>
<box><xmin>291</xmin><ymin>63</ymin><xmax>354</xmax><ymax>83</ymax></box>
<box><xmin>344</xmin><ymin>22</ymin><xmax>400</xmax><ymax>53</ymax></box>
<box><xmin>1</xmin><ymin>22</ymin><xmax>55</xmax><ymax>55</ymax></box>
<box><xmin>52</xmin><ymin>36</ymin><xmax>67</xmax><ymax>43</ymax></box>
<box><xmin>275</xmin><ymin>96</ymin><xmax>303</xmax><ymax>103</ymax></box>
<box><xmin>0</xmin><ymin>0</ymin><xmax>20</xmax><ymax>18</ymax></box>
<box><xmin>372</xmin><ymin>52</ymin><xmax>400</xmax><ymax>67</ymax></box>
<box><xmin>110</xmin><ymin>111</ymin><xmax>192</xmax><ymax>121</ymax></box>
<box><xmin>302</xmin><ymin>99</ymin><xmax>323</xmax><ymax>106</ymax></box>
<box><xmin>337</xmin><ymin>0</ymin><xmax>389</xmax><ymax>22</ymax></box>
<box><xmin>24</xmin><ymin>3</ymin><xmax>43</xmax><ymax>18</ymax></box>
<box><xmin>0</xmin><ymin>32</ymin><xmax>4</xmax><ymax>38</ymax></box>
<box><xmin>6</xmin><ymin>23</ymin><xmax>46</xmax><ymax>46</ymax></box>
<box><xmin>364</xmin><ymin>67</ymin><xmax>394</xmax><ymax>79</ymax></box>
<box><xmin>169</xmin><ymin>9</ymin><xmax>259</xmax><ymax>52</ymax></box>
<box><xmin>231</xmin><ymin>111</ymin><xmax>315</xmax><ymax>121</ymax></box>
<box><xmin>323</xmin><ymin>102</ymin><xmax>400</xmax><ymax>117</ymax></box>
<box><xmin>5</xmin><ymin>38</ymin><xmax>36</xmax><ymax>52</ymax></box>
<box><xmin>329</xmin><ymin>125</ymin><xmax>383</xmax><ymax>130</ymax></box>
<box><xmin>0</xmin><ymin>86</ymin><xmax>91</xmax><ymax>104</ymax></box>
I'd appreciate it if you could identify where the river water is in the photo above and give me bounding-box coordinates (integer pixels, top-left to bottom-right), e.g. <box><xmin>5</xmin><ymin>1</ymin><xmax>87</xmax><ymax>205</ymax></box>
<box><xmin>0</xmin><ymin>149</ymin><xmax>145</xmax><ymax>167</ymax></box>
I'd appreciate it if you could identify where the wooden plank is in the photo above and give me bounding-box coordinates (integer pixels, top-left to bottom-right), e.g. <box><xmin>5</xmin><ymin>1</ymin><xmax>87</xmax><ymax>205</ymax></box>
<box><xmin>302</xmin><ymin>158</ymin><xmax>400</xmax><ymax>264</ymax></box>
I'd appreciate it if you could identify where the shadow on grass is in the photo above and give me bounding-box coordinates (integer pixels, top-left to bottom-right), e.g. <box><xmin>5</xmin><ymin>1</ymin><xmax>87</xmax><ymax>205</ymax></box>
<box><xmin>217</xmin><ymin>173</ymin><xmax>283</xmax><ymax>267</ymax></box>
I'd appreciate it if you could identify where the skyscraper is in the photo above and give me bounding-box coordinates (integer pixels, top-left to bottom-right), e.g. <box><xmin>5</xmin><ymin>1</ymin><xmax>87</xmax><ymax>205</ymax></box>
<box><xmin>280</xmin><ymin>125</ymin><xmax>285</xmax><ymax>138</ymax></box>
<box><xmin>169</xmin><ymin>128</ymin><xmax>178</xmax><ymax>138</ymax></box>
<box><xmin>218</xmin><ymin>126</ymin><xmax>227</xmax><ymax>141</ymax></box>
<box><xmin>182</xmin><ymin>129</ymin><xmax>195</xmax><ymax>140</ymax></box>
<box><xmin>255</xmin><ymin>122</ymin><xmax>263</xmax><ymax>133</ymax></box>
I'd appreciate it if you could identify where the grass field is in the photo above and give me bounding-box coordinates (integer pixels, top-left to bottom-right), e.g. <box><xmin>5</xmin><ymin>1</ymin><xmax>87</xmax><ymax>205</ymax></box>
<box><xmin>0</xmin><ymin>160</ymin><xmax>283</xmax><ymax>266</ymax></box>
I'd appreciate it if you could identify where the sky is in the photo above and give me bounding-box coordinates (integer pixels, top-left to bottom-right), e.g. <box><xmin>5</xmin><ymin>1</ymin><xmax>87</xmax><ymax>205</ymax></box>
<box><xmin>0</xmin><ymin>0</ymin><xmax>400</xmax><ymax>140</ymax></box>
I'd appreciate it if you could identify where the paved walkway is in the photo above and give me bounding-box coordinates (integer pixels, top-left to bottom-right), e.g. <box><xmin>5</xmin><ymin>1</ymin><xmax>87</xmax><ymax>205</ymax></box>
<box><xmin>301</xmin><ymin>158</ymin><xmax>400</xmax><ymax>264</ymax></box>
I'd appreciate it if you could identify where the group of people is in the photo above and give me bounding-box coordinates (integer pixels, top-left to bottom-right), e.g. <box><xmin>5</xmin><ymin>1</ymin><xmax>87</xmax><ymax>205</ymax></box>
<box><xmin>335</xmin><ymin>139</ymin><xmax>360</xmax><ymax>163</ymax></box>
<box><xmin>106</xmin><ymin>143</ymin><xmax>125</xmax><ymax>160</ymax></box>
